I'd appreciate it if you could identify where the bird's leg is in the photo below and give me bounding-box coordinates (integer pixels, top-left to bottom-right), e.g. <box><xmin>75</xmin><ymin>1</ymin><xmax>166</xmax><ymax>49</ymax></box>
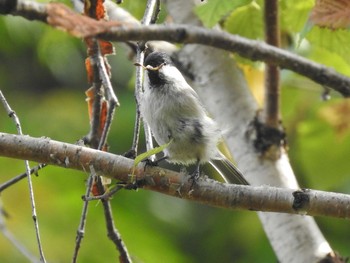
<box><xmin>189</xmin><ymin>160</ymin><xmax>201</xmax><ymax>188</ymax></box>
<box><xmin>143</xmin><ymin>155</ymin><xmax>168</xmax><ymax>167</ymax></box>
<box><xmin>125</xmin><ymin>156</ymin><xmax>169</xmax><ymax>190</ymax></box>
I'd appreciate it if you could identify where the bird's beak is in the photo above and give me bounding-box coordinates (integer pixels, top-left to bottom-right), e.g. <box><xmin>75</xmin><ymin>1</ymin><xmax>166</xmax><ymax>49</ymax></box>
<box><xmin>134</xmin><ymin>62</ymin><xmax>165</xmax><ymax>71</ymax></box>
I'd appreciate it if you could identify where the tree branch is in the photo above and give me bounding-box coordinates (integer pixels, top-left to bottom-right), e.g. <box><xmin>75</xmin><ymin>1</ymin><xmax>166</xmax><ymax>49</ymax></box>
<box><xmin>1</xmin><ymin>132</ymin><xmax>350</xmax><ymax>219</ymax></box>
<box><xmin>2</xmin><ymin>0</ymin><xmax>350</xmax><ymax>97</ymax></box>
<box><xmin>263</xmin><ymin>0</ymin><xmax>281</xmax><ymax>128</ymax></box>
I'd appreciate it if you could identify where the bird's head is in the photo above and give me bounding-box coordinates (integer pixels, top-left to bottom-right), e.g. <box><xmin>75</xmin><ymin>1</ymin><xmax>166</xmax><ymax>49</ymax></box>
<box><xmin>135</xmin><ymin>52</ymin><xmax>183</xmax><ymax>87</ymax></box>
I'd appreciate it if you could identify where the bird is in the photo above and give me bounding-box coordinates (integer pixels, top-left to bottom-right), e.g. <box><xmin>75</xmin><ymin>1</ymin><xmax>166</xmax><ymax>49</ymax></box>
<box><xmin>137</xmin><ymin>51</ymin><xmax>248</xmax><ymax>185</ymax></box>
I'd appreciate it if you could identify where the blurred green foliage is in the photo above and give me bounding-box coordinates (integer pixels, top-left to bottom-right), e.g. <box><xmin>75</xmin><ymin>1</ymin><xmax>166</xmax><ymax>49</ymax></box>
<box><xmin>225</xmin><ymin>1</ymin><xmax>263</xmax><ymax>40</ymax></box>
<box><xmin>0</xmin><ymin>0</ymin><xmax>350</xmax><ymax>262</ymax></box>
<box><xmin>195</xmin><ymin>0</ymin><xmax>251</xmax><ymax>28</ymax></box>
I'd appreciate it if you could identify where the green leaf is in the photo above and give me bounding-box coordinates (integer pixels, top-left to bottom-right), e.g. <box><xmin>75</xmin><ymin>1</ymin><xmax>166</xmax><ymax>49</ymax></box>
<box><xmin>134</xmin><ymin>139</ymin><xmax>173</xmax><ymax>166</ymax></box>
<box><xmin>224</xmin><ymin>1</ymin><xmax>263</xmax><ymax>40</ymax></box>
<box><xmin>306</xmin><ymin>26</ymin><xmax>350</xmax><ymax>66</ymax></box>
<box><xmin>280</xmin><ymin>0</ymin><xmax>314</xmax><ymax>33</ymax></box>
<box><xmin>195</xmin><ymin>0</ymin><xmax>252</xmax><ymax>28</ymax></box>
<box><xmin>296</xmin><ymin>105</ymin><xmax>350</xmax><ymax>190</ymax></box>
<box><xmin>131</xmin><ymin>139</ymin><xmax>173</xmax><ymax>179</ymax></box>
<box><xmin>308</xmin><ymin>46</ymin><xmax>350</xmax><ymax>77</ymax></box>
<box><xmin>37</xmin><ymin>28</ymin><xmax>85</xmax><ymax>83</ymax></box>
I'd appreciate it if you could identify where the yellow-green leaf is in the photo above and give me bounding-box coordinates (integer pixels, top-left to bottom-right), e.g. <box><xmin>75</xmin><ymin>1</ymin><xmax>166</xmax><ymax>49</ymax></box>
<box><xmin>131</xmin><ymin>139</ymin><xmax>173</xmax><ymax>179</ymax></box>
<box><xmin>195</xmin><ymin>0</ymin><xmax>251</xmax><ymax>28</ymax></box>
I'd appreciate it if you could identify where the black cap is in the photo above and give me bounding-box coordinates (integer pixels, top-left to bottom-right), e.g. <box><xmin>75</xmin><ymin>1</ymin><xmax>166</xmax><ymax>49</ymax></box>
<box><xmin>144</xmin><ymin>52</ymin><xmax>173</xmax><ymax>68</ymax></box>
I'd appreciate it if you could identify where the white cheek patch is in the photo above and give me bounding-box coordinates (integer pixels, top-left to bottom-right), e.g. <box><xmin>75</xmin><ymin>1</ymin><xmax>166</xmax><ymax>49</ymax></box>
<box><xmin>161</xmin><ymin>65</ymin><xmax>188</xmax><ymax>86</ymax></box>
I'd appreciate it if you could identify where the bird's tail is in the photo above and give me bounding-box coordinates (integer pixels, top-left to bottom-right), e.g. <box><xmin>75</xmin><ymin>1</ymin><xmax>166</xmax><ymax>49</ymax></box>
<box><xmin>209</xmin><ymin>152</ymin><xmax>249</xmax><ymax>185</ymax></box>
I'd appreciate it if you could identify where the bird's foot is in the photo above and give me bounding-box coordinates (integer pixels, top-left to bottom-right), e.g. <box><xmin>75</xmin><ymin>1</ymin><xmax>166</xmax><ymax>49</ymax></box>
<box><xmin>141</xmin><ymin>158</ymin><xmax>159</xmax><ymax>173</ymax></box>
<box><xmin>123</xmin><ymin>149</ymin><xmax>137</xmax><ymax>159</ymax></box>
<box><xmin>143</xmin><ymin>158</ymin><xmax>159</xmax><ymax>167</ymax></box>
<box><xmin>188</xmin><ymin>168</ymin><xmax>201</xmax><ymax>189</ymax></box>
<box><xmin>142</xmin><ymin>156</ymin><xmax>168</xmax><ymax>170</ymax></box>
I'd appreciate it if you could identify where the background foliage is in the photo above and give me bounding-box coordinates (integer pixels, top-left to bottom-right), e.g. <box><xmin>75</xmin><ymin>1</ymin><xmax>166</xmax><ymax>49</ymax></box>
<box><xmin>0</xmin><ymin>0</ymin><xmax>350</xmax><ymax>262</ymax></box>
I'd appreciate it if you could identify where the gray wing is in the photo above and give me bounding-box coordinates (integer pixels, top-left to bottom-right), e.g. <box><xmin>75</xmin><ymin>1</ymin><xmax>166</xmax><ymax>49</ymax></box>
<box><xmin>209</xmin><ymin>152</ymin><xmax>249</xmax><ymax>185</ymax></box>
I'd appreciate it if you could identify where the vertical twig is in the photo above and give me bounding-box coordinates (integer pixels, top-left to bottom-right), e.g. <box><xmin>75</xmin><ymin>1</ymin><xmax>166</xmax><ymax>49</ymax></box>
<box><xmin>100</xmin><ymin>199</ymin><xmax>132</xmax><ymax>263</ymax></box>
<box><xmin>76</xmin><ymin>0</ymin><xmax>132</xmax><ymax>259</ymax></box>
<box><xmin>76</xmin><ymin>36</ymin><xmax>131</xmax><ymax>261</ymax></box>
<box><xmin>141</xmin><ymin>0</ymin><xmax>160</xmax><ymax>25</ymax></box>
<box><xmin>72</xmin><ymin>165</ymin><xmax>95</xmax><ymax>263</ymax></box>
<box><xmin>87</xmin><ymin>39</ymin><xmax>104</xmax><ymax>147</ymax></box>
<box><xmin>72</xmin><ymin>41</ymin><xmax>101</xmax><ymax>254</ymax></box>
<box><xmin>93</xmin><ymin>176</ymin><xmax>132</xmax><ymax>263</ymax></box>
<box><xmin>91</xmin><ymin>40</ymin><xmax>132</xmax><ymax>261</ymax></box>
<box><xmin>132</xmin><ymin>0</ymin><xmax>161</xmax><ymax>160</ymax></box>
<box><xmin>150</xmin><ymin>0</ymin><xmax>161</xmax><ymax>24</ymax></box>
<box><xmin>95</xmin><ymin>49</ymin><xmax>119</xmax><ymax>151</ymax></box>
<box><xmin>0</xmin><ymin>90</ymin><xmax>46</xmax><ymax>262</ymax></box>
<box><xmin>263</xmin><ymin>0</ymin><xmax>280</xmax><ymax>128</ymax></box>
<box><xmin>84</xmin><ymin>13</ymin><xmax>131</xmax><ymax>263</ymax></box>
<box><xmin>130</xmin><ymin>50</ymin><xmax>144</xmax><ymax>157</ymax></box>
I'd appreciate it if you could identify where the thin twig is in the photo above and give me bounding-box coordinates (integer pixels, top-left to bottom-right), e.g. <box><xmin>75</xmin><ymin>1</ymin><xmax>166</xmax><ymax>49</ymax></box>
<box><xmin>4</xmin><ymin>0</ymin><xmax>350</xmax><ymax>96</ymax></box>
<box><xmin>4</xmin><ymin>1</ymin><xmax>350</xmax><ymax>96</ymax></box>
<box><xmin>99</xmin><ymin>2</ymin><xmax>164</xmax><ymax>262</ymax></box>
<box><xmin>133</xmin><ymin>49</ymin><xmax>155</xmax><ymax>161</ymax></box>
<box><xmin>263</xmin><ymin>0</ymin><xmax>280</xmax><ymax>128</ymax></box>
<box><xmin>101</xmin><ymin>198</ymin><xmax>132</xmax><ymax>263</ymax></box>
<box><xmin>130</xmin><ymin>0</ymin><xmax>160</xmax><ymax>159</ymax></box>
<box><xmin>81</xmin><ymin>2</ymin><xmax>131</xmax><ymax>259</ymax></box>
<box><xmin>0</xmin><ymin>90</ymin><xmax>46</xmax><ymax>262</ymax></box>
<box><xmin>130</xmin><ymin>49</ymin><xmax>144</xmax><ymax>157</ymax></box>
<box><xmin>86</xmin><ymin>39</ymin><xmax>104</xmax><ymax>147</ymax></box>
<box><xmin>0</xmin><ymin>198</ymin><xmax>40</xmax><ymax>263</ymax></box>
<box><xmin>83</xmin><ymin>184</ymin><xmax>125</xmax><ymax>201</ymax></box>
<box><xmin>96</xmin><ymin>53</ymin><xmax>119</xmax><ymax>150</ymax></box>
<box><xmin>150</xmin><ymin>0</ymin><xmax>160</xmax><ymax>24</ymax></box>
<box><xmin>91</xmin><ymin>173</ymin><xmax>132</xmax><ymax>263</ymax></box>
<box><xmin>141</xmin><ymin>0</ymin><xmax>160</xmax><ymax>25</ymax></box>
<box><xmin>82</xmin><ymin>28</ymin><xmax>126</xmax><ymax>263</ymax></box>
<box><xmin>103</xmin><ymin>25</ymin><xmax>350</xmax><ymax>97</ymax></box>
<box><xmin>129</xmin><ymin>109</ymin><xmax>140</xmax><ymax>158</ymax></box>
<box><xmin>137</xmin><ymin>0</ymin><xmax>162</xmax><ymax>161</ymax></box>
<box><xmin>126</xmin><ymin>0</ymin><xmax>160</xmax><ymax>157</ymax></box>
<box><xmin>0</xmin><ymin>163</ymin><xmax>47</xmax><ymax>192</ymax></box>
<box><xmin>72</xmin><ymin>165</ymin><xmax>95</xmax><ymax>263</ymax></box>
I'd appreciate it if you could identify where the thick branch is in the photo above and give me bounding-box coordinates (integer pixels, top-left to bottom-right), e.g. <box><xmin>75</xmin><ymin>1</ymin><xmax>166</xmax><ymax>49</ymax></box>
<box><xmin>3</xmin><ymin>0</ymin><xmax>350</xmax><ymax>97</ymax></box>
<box><xmin>1</xmin><ymin>132</ymin><xmax>350</xmax><ymax>219</ymax></box>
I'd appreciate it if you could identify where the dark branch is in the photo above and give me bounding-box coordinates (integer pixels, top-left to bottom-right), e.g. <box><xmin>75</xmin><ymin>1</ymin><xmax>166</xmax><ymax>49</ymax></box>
<box><xmin>3</xmin><ymin>0</ymin><xmax>350</xmax><ymax>97</ymax></box>
<box><xmin>0</xmin><ymin>163</ymin><xmax>47</xmax><ymax>192</ymax></box>
<box><xmin>263</xmin><ymin>0</ymin><xmax>281</xmax><ymax>128</ymax></box>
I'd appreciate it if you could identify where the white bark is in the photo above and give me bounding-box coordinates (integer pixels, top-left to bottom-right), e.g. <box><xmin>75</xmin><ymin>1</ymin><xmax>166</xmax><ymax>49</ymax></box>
<box><xmin>163</xmin><ymin>0</ymin><xmax>333</xmax><ymax>262</ymax></box>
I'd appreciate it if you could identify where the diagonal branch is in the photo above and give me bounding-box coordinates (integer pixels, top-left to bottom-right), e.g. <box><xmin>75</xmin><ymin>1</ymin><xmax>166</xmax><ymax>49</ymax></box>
<box><xmin>1</xmin><ymin>132</ymin><xmax>350</xmax><ymax>220</ymax></box>
<box><xmin>2</xmin><ymin>0</ymin><xmax>350</xmax><ymax>97</ymax></box>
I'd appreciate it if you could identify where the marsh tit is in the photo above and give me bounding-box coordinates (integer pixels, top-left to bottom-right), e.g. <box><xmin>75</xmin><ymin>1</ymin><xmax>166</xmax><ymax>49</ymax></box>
<box><xmin>137</xmin><ymin>52</ymin><xmax>248</xmax><ymax>185</ymax></box>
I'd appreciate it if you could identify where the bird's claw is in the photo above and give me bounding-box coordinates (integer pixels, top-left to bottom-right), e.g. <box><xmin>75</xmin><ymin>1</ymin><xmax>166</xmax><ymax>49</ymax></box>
<box><xmin>188</xmin><ymin>170</ymin><xmax>200</xmax><ymax>189</ymax></box>
<box><xmin>143</xmin><ymin>158</ymin><xmax>159</xmax><ymax>167</ymax></box>
<box><xmin>142</xmin><ymin>158</ymin><xmax>159</xmax><ymax>172</ymax></box>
